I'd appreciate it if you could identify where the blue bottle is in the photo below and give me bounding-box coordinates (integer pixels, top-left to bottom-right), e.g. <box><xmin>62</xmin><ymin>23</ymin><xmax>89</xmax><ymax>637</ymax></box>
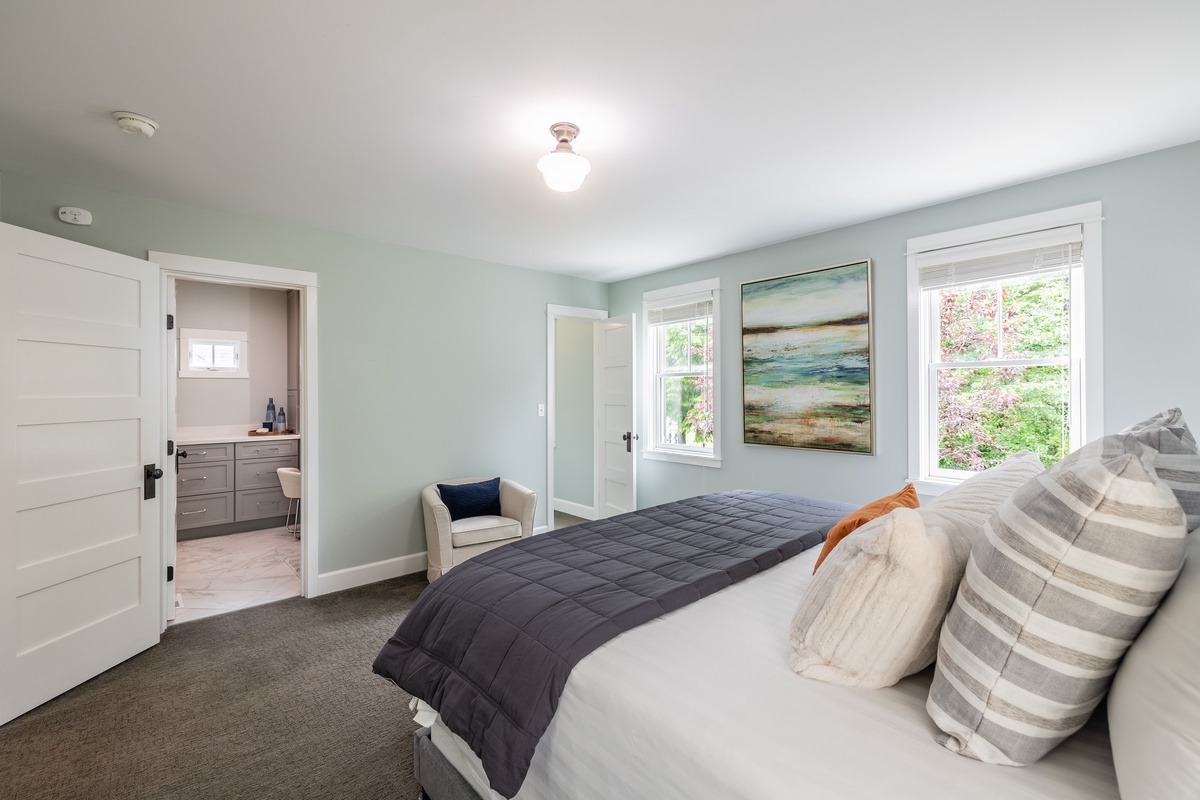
<box><xmin>265</xmin><ymin>397</ymin><xmax>276</xmax><ymax>429</ymax></box>
<box><xmin>277</xmin><ymin>406</ymin><xmax>286</xmax><ymax>432</ymax></box>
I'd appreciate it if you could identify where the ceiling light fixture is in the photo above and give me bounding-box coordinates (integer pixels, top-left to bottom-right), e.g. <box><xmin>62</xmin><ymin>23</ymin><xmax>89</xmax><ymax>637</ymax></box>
<box><xmin>111</xmin><ymin>111</ymin><xmax>159</xmax><ymax>138</ymax></box>
<box><xmin>537</xmin><ymin>122</ymin><xmax>590</xmax><ymax>192</ymax></box>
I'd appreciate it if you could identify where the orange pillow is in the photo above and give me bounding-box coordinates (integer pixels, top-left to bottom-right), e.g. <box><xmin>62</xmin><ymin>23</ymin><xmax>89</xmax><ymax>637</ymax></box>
<box><xmin>812</xmin><ymin>484</ymin><xmax>920</xmax><ymax>573</ymax></box>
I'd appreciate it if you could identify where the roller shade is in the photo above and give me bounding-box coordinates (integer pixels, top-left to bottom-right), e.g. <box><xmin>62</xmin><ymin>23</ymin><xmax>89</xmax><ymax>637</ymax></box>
<box><xmin>918</xmin><ymin>225</ymin><xmax>1082</xmax><ymax>290</ymax></box>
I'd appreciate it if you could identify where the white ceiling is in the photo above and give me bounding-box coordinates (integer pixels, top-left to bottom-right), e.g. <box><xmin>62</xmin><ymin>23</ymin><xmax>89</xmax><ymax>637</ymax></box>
<box><xmin>2</xmin><ymin>2</ymin><xmax>1199</xmax><ymax>283</ymax></box>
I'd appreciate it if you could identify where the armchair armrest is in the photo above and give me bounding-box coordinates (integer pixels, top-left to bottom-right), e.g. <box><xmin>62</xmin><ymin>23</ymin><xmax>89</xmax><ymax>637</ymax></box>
<box><xmin>421</xmin><ymin>483</ymin><xmax>455</xmax><ymax>581</ymax></box>
<box><xmin>499</xmin><ymin>479</ymin><xmax>538</xmax><ymax>538</ymax></box>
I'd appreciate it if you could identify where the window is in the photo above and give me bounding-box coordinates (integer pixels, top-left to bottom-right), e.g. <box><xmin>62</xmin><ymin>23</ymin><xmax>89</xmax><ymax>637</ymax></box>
<box><xmin>907</xmin><ymin>204</ymin><xmax>1103</xmax><ymax>494</ymax></box>
<box><xmin>643</xmin><ymin>279</ymin><xmax>721</xmax><ymax>467</ymax></box>
<box><xmin>179</xmin><ymin>328</ymin><xmax>250</xmax><ymax>379</ymax></box>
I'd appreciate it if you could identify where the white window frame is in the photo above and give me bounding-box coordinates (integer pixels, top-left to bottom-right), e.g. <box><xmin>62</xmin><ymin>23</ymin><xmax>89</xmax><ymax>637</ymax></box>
<box><xmin>906</xmin><ymin>202</ymin><xmax>1104</xmax><ymax>495</ymax></box>
<box><xmin>178</xmin><ymin>327</ymin><xmax>250</xmax><ymax>379</ymax></box>
<box><xmin>642</xmin><ymin>278</ymin><xmax>722</xmax><ymax>468</ymax></box>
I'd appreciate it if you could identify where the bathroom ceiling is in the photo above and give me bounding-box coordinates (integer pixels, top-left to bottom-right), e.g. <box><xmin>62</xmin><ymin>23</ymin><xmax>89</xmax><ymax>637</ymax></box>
<box><xmin>1</xmin><ymin>1</ymin><xmax>1199</xmax><ymax>282</ymax></box>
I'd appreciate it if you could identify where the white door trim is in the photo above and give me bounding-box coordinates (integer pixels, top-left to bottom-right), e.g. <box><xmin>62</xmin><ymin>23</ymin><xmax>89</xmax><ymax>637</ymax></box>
<box><xmin>546</xmin><ymin>304</ymin><xmax>607</xmax><ymax>531</ymax></box>
<box><xmin>151</xmin><ymin>252</ymin><xmax>322</xmax><ymax>613</ymax></box>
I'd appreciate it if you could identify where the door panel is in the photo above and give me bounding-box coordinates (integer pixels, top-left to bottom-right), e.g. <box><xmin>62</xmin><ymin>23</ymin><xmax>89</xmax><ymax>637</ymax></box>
<box><xmin>1</xmin><ymin>223</ymin><xmax>162</xmax><ymax>725</ymax></box>
<box><xmin>595</xmin><ymin>314</ymin><xmax>636</xmax><ymax>517</ymax></box>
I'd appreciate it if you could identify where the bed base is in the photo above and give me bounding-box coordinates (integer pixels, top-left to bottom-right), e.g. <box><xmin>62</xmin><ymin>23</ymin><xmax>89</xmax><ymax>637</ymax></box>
<box><xmin>414</xmin><ymin>726</ymin><xmax>487</xmax><ymax>800</ymax></box>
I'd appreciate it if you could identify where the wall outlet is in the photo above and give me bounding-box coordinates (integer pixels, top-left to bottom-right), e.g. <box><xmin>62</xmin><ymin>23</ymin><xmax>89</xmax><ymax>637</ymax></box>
<box><xmin>58</xmin><ymin>207</ymin><xmax>93</xmax><ymax>225</ymax></box>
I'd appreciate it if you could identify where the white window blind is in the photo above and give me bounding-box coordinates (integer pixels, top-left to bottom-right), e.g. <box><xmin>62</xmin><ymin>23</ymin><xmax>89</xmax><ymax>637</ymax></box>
<box><xmin>917</xmin><ymin>225</ymin><xmax>1083</xmax><ymax>290</ymax></box>
<box><xmin>646</xmin><ymin>295</ymin><xmax>714</xmax><ymax>326</ymax></box>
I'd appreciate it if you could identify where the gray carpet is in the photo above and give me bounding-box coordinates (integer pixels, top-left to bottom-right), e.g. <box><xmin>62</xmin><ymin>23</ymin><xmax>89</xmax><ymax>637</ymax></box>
<box><xmin>0</xmin><ymin>574</ymin><xmax>427</xmax><ymax>800</ymax></box>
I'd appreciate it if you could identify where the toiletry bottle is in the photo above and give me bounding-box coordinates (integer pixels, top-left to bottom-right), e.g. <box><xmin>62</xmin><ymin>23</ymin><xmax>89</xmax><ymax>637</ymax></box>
<box><xmin>265</xmin><ymin>397</ymin><xmax>276</xmax><ymax>430</ymax></box>
<box><xmin>277</xmin><ymin>406</ymin><xmax>286</xmax><ymax>433</ymax></box>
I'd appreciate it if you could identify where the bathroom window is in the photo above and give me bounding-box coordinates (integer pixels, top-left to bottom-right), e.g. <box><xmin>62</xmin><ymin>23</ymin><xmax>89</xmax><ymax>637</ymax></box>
<box><xmin>179</xmin><ymin>328</ymin><xmax>250</xmax><ymax>379</ymax></box>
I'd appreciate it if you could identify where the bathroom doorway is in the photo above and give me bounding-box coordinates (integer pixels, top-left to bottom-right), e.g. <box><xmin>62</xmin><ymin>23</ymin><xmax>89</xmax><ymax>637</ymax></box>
<box><xmin>155</xmin><ymin>252</ymin><xmax>320</xmax><ymax>629</ymax></box>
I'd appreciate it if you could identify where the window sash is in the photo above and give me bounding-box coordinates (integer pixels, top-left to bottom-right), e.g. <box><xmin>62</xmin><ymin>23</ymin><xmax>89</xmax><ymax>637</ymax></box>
<box><xmin>923</xmin><ymin>272</ymin><xmax>1075</xmax><ymax>479</ymax></box>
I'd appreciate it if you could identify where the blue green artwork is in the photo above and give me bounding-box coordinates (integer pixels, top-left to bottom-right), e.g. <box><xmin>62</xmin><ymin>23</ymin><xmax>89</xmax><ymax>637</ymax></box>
<box><xmin>741</xmin><ymin>260</ymin><xmax>874</xmax><ymax>453</ymax></box>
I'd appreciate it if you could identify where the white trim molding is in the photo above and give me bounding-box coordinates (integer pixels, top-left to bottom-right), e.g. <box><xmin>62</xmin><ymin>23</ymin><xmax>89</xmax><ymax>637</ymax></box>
<box><xmin>553</xmin><ymin>498</ymin><xmax>598</xmax><ymax>521</ymax></box>
<box><xmin>152</xmin><ymin>251</ymin><xmax>325</xmax><ymax>597</ymax></box>
<box><xmin>313</xmin><ymin>552</ymin><xmax>427</xmax><ymax>595</ymax></box>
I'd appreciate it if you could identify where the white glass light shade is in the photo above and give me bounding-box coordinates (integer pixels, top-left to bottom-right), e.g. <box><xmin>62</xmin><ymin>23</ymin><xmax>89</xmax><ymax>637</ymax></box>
<box><xmin>537</xmin><ymin>150</ymin><xmax>591</xmax><ymax>192</ymax></box>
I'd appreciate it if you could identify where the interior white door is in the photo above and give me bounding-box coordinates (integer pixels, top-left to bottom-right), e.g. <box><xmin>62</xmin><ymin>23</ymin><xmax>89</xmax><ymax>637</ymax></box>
<box><xmin>0</xmin><ymin>223</ymin><xmax>162</xmax><ymax>725</ymax></box>
<box><xmin>595</xmin><ymin>313</ymin><xmax>636</xmax><ymax>517</ymax></box>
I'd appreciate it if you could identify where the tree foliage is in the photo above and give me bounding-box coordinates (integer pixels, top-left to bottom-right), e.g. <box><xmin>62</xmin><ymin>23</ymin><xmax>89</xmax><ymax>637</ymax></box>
<box><xmin>937</xmin><ymin>275</ymin><xmax>1070</xmax><ymax>471</ymax></box>
<box><xmin>663</xmin><ymin>321</ymin><xmax>714</xmax><ymax>446</ymax></box>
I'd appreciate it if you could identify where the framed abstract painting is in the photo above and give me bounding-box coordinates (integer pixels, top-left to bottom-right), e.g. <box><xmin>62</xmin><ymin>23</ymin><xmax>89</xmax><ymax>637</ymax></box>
<box><xmin>741</xmin><ymin>260</ymin><xmax>874</xmax><ymax>454</ymax></box>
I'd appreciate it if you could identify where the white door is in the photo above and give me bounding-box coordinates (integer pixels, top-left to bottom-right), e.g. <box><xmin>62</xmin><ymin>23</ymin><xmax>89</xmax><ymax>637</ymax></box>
<box><xmin>0</xmin><ymin>223</ymin><xmax>162</xmax><ymax>725</ymax></box>
<box><xmin>595</xmin><ymin>314</ymin><xmax>636</xmax><ymax>517</ymax></box>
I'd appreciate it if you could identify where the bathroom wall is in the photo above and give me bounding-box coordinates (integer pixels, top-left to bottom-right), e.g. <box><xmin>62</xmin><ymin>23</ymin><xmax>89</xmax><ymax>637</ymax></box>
<box><xmin>176</xmin><ymin>280</ymin><xmax>290</xmax><ymax>428</ymax></box>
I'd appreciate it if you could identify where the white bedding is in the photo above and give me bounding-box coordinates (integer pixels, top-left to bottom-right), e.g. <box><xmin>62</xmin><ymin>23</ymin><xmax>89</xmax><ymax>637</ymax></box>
<box><xmin>425</xmin><ymin>547</ymin><xmax>1119</xmax><ymax>800</ymax></box>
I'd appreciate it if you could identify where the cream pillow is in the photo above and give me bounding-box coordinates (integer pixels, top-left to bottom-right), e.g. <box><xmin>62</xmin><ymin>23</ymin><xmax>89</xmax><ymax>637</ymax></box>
<box><xmin>790</xmin><ymin>451</ymin><xmax>1044</xmax><ymax>688</ymax></box>
<box><xmin>1108</xmin><ymin>523</ymin><xmax>1200</xmax><ymax>798</ymax></box>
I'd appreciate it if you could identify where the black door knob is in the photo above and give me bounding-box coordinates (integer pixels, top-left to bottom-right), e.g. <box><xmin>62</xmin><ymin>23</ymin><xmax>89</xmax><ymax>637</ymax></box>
<box><xmin>149</xmin><ymin>467</ymin><xmax>164</xmax><ymax>480</ymax></box>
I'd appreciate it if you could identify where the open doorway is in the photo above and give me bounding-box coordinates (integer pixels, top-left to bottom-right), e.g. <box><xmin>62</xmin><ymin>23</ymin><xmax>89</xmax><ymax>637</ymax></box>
<box><xmin>546</xmin><ymin>305</ymin><xmax>606</xmax><ymax>531</ymax></box>
<box><xmin>154</xmin><ymin>252</ymin><xmax>319</xmax><ymax>630</ymax></box>
<box><xmin>169</xmin><ymin>279</ymin><xmax>300</xmax><ymax>623</ymax></box>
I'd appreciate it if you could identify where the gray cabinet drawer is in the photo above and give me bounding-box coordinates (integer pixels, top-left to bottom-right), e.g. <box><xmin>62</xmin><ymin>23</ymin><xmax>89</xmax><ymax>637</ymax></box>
<box><xmin>237</xmin><ymin>487</ymin><xmax>289</xmax><ymax>521</ymax></box>
<box><xmin>176</xmin><ymin>492</ymin><xmax>234</xmax><ymax>529</ymax></box>
<box><xmin>177</xmin><ymin>461</ymin><xmax>234</xmax><ymax>496</ymax></box>
<box><xmin>236</xmin><ymin>439</ymin><xmax>298</xmax><ymax>460</ymax></box>
<box><xmin>235</xmin><ymin>456</ymin><xmax>298</xmax><ymax>490</ymax></box>
<box><xmin>179</xmin><ymin>442</ymin><xmax>235</xmax><ymax>462</ymax></box>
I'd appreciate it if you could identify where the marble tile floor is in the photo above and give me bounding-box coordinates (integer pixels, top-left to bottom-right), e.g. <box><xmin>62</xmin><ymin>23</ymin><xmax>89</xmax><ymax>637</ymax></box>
<box><xmin>170</xmin><ymin>526</ymin><xmax>301</xmax><ymax>625</ymax></box>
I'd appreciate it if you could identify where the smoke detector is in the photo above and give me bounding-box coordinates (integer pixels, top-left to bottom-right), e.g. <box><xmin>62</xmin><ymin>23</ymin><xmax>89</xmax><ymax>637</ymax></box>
<box><xmin>111</xmin><ymin>111</ymin><xmax>159</xmax><ymax>137</ymax></box>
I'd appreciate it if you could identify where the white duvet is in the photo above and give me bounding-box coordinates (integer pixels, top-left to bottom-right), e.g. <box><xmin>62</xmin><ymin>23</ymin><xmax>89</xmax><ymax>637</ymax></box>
<box><xmin>426</xmin><ymin>547</ymin><xmax>1119</xmax><ymax>800</ymax></box>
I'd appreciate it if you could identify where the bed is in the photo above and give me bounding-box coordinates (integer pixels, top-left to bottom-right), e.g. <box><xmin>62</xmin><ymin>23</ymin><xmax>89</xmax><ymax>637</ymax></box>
<box><xmin>376</xmin><ymin>457</ymin><xmax>1198</xmax><ymax>800</ymax></box>
<box><xmin>404</xmin><ymin>544</ymin><xmax>1118</xmax><ymax>800</ymax></box>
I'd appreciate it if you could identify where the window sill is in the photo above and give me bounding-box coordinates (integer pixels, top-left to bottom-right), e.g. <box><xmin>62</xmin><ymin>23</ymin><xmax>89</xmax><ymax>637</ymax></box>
<box><xmin>643</xmin><ymin>449</ymin><xmax>722</xmax><ymax>468</ymax></box>
<box><xmin>909</xmin><ymin>477</ymin><xmax>962</xmax><ymax>498</ymax></box>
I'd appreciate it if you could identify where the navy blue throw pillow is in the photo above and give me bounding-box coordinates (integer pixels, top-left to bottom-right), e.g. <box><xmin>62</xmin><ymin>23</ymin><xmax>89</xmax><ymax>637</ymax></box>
<box><xmin>438</xmin><ymin>478</ymin><xmax>502</xmax><ymax>521</ymax></box>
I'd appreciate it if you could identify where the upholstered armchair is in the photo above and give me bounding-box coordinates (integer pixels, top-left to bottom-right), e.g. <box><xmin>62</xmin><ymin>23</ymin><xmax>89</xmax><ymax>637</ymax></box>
<box><xmin>421</xmin><ymin>477</ymin><xmax>537</xmax><ymax>582</ymax></box>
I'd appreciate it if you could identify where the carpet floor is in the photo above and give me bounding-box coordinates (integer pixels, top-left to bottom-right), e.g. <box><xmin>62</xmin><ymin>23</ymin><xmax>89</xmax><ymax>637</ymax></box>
<box><xmin>0</xmin><ymin>574</ymin><xmax>428</xmax><ymax>800</ymax></box>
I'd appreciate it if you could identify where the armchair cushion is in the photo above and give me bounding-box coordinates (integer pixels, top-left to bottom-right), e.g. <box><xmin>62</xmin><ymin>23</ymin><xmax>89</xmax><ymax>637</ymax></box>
<box><xmin>451</xmin><ymin>516</ymin><xmax>523</xmax><ymax>548</ymax></box>
<box><xmin>438</xmin><ymin>477</ymin><xmax>501</xmax><ymax>521</ymax></box>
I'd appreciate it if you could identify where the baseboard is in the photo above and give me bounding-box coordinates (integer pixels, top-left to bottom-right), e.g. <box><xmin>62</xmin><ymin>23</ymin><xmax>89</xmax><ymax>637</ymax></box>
<box><xmin>312</xmin><ymin>551</ymin><xmax>427</xmax><ymax>596</ymax></box>
<box><xmin>553</xmin><ymin>498</ymin><xmax>597</xmax><ymax>520</ymax></box>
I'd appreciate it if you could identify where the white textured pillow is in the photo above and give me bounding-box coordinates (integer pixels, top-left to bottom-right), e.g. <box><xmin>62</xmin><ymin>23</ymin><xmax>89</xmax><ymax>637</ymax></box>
<box><xmin>789</xmin><ymin>451</ymin><xmax>1044</xmax><ymax>688</ymax></box>
<box><xmin>928</xmin><ymin>450</ymin><xmax>1186</xmax><ymax>765</ymax></box>
<box><xmin>1108</xmin><ymin>527</ymin><xmax>1200</xmax><ymax>798</ymax></box>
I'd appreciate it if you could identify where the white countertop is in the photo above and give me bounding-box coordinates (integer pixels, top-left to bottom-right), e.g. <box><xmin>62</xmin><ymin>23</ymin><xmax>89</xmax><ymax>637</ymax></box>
<box><xmin>176</xmin><ymin>425</ymin><xmax>301</xmax><ymax>445</ymax></box>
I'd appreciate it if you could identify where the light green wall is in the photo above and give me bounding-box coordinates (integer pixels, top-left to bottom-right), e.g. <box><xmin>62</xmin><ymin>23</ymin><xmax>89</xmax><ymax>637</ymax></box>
<box><xmin>554</xmin><ymin>317</ymin><xmax>594</xmax><ymax>509</ymax></box>
<box><xmin>609</xmin><ymin>140</ymin><xmax>1200</xmax><ymax>510</ymax></box>
<box><xmin>0</xmin><ymin>172</ymin><xmax>608</xmax><ymax>573</ymax></box>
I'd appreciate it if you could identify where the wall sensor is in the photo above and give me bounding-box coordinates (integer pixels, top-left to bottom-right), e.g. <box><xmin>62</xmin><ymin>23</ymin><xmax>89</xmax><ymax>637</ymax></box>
<box><xmin>58</xmin><ymin>207</ymin><xmax>93</xmax><ymax>226</ymax></box>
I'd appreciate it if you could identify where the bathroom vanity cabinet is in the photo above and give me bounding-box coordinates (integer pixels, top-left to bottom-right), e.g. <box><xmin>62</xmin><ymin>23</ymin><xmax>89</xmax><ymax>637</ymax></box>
<box><xmin>176</xmin><ymin>436</ymin><xmax>299</xmax><ymax>538</ymax></box>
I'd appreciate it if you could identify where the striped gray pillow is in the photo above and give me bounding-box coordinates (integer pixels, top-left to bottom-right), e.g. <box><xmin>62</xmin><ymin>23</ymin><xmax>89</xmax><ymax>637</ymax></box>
<box><xmin>1119</xmin><ymin>407</ymin><xmax>1200</xmax><ymax>532</ymax></box>
<box><xmin>927</xmin><ymin>450</ymin><xmax>1187</xmax><ymax>765</ymax></box>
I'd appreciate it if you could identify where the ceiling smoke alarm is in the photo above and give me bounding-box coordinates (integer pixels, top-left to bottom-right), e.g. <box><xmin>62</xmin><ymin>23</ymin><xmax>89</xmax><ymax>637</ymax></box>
<box><xmin>111</xmin><ymin>111</ymin><xmax>159</xmax><ymax>137</ymax></box>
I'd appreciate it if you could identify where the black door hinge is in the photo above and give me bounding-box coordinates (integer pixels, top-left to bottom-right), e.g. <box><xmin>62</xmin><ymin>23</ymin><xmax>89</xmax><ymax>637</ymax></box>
<box><xmin>167</xmin><ymin>566</ymin><xmax>174</xmax><ymax>582</ymax></box>
<box><xmin>167</xmin><ymin>314</ymin><xmax>174</xmax><ymax>330</ymax></box>
<box><xmin>167</xmin><ymin>439</ymin><xmax>175</xmax><ymax>456</ymax></box>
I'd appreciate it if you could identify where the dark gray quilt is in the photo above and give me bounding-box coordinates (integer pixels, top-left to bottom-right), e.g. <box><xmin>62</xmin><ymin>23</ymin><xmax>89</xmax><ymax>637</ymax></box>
<box><xmin>373</xmin><ymin>490</ymin><xmax>854</xmax><ymax>798</ymax></box>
